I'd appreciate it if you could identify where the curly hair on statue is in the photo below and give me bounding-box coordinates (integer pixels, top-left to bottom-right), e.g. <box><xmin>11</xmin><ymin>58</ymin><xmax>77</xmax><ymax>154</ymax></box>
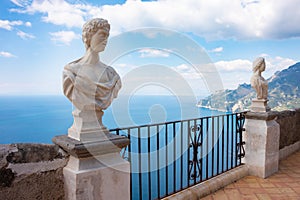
<box><xmin>82</xmin><ymin>18</ymin><xmax>110</xmax><ymax>49</ymax></box>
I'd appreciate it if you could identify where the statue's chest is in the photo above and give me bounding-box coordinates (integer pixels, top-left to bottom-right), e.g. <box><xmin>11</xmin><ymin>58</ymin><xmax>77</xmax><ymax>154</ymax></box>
<box><xmin>79</xmin><ymin>66</ymin><xmax>108</xmax><ymax>82</ymax></box>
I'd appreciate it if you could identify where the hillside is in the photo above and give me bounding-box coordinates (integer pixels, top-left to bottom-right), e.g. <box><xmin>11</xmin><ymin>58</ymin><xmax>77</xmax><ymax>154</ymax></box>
<box><xmin>197</xmin><ymin>62</ymin><xmax>300</xmax><ymax>112</ymax></box>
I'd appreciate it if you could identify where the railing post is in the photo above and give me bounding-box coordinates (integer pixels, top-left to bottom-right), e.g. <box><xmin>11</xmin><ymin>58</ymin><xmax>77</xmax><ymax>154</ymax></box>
<box><xmin>52</xmin><ymin>134</ymin><xmax>130</xmax><ymax>200</ymax></box>
<box><xmin>243</xmin><ymin>104</ymin><xmax>280</xmax><ymax>178</ymax></box>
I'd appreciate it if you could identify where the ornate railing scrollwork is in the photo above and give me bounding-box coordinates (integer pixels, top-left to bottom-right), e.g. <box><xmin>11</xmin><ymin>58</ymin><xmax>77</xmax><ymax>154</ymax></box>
<box><xmin>188</xmin><ymin>124</ymin><xmax>202</xmax><ymax>181</ymax></box>
<box><xmin>236</xmin><ymin>112</ymin><xmax>246</xmax><ymax>159</ymax></box>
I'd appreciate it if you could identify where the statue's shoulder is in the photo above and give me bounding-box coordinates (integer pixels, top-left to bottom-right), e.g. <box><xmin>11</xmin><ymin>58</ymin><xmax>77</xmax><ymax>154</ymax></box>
<box><xmin>105</xmin><ymin>65</ymin><xmax>116</xmax><ymax>71</ymax></box>
<box><xmin>105</xmin><ymin>65</ymin><xmax>120</xmax><ymax>77</ymax></box>
<box><xmin>64</xmin><ymin>61</ymin><xmax>82</xmax><ymax>73</ymax></box>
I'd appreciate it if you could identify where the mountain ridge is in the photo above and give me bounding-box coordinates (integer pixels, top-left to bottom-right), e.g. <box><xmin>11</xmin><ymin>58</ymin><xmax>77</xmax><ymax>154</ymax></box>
<box><xmin>197</xmin><ymin>62</ymin><xmax>300</xmax><ymax>112</ymax></box>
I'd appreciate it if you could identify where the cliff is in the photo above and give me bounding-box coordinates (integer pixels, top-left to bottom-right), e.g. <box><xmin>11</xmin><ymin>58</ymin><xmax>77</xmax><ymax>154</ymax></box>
<box><xmin>198</xmin><ymin>62</ymin><xmax>300</xmax><ymax>112</ymax></box>
<box><xmin>0</xmin><ymin>144</ymin><xmax>68</xmax><ymax>200</ymax></box>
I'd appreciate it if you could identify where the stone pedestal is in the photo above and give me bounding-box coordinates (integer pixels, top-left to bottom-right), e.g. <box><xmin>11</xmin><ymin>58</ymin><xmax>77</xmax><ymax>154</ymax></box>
<box><xmin>250</xmin><ymin>99</ymin><xmax>270</xmax><ymax>112</ymax></box>
<box><xmin>68</xmin><ymin>109</ymin><xmax>110</xmax><ymax>142</ymax></box>
<box><xmin>243</xmin><ymin>112</ymin><xmax>280</xmax><ymax>178</ymax></box>
<box><xmin>53</xmin><ymin>134</ymin><xmax>130</xmax><ymax>200</ymax></box>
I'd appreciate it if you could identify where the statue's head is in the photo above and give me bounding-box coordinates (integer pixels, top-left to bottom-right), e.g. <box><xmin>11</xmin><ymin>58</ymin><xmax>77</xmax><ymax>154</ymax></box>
<box><xmin>253</xmin><ymin>57</ymin><xmax>265</xmax><ymax>73</ymax></box>
<box><xmin>82</xmin><ymin>18</ymin><xmax>110</xmax><ymax>51</ymax></box>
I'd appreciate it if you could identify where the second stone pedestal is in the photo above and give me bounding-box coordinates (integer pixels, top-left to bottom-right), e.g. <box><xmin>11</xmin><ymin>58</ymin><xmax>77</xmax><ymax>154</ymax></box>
<box><xmin>243</xmin><ymin>112</ymin><xmax>280</xmax><ymax>178</ymax></box>
<box><xmin>53</xmin><ymin>134</ymin><xmax>130</xmax><ymax>200</ymax></box>
<box><xmin>250</xmin><ymin>99</ymin><xmax>270</xmax><ymax>112</ymax></box>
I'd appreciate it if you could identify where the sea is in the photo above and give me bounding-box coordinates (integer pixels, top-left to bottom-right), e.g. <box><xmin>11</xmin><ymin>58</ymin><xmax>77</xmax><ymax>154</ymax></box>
<box><xmin>0</xmin><ymin>95</ymin><xmax>225</xmax><ymax>144</ymax></box>
<box><xmin>0</xmin><ymin>95</ymin><xmax>236</xmax><ymax>199</ymax></box>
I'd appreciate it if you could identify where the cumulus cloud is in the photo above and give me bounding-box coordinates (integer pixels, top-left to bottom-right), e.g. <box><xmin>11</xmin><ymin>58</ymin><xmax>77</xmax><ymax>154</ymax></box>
<box><xmin>17</xmin><ymin>30</ymin><xmax>35</xmax><ymax>40</ymax></box>
<box><xmin>25</xmin><ymin>21</ymin><xmax>32</xmax><ymax>27</ymax></box>
<box><xmin>214</xmin><ymin>57</ymin><xmax>296</xmax><ymax>74</ymax></box>
<box><xmin>0</xmin><ymin>51</ymin><xmax>16</xmax><ymax>58</ymax></box>
<box><xmin>0</xmin><ymin>19</ymin><xmax>32</xmax><ymax>31</ymax></box>
<box><xmin>172</xmin><ymin>56</ymin><xmax>296</xmax><ymax>90</ymax></box>
<box><xmin>9</xmin><ymin>0</ymin><xmax>300</xmax><ymax>40</ymax></box>
<box><xmin>174</xmin><ymin>64</ymin><xmax>203</xmax><ymax>80</ymax></box>
<box><xmin>49</xmin><ymin>31</ymin><xmax>80</xmax><ymax>45</ymax></box>
<box><xmin>261</xmin><ymin>55</ymin><xmax>296</xmax><ymax>77</ymax></box>
<box><xmin>0</xmin><ymin>19</ymin><xmax>23</xmax><ymax>30</ymax></box>
<box><xmin>10</xmin><ymin>0</ymin><xmax>31</xmax><ymax>7</ymax></box>
<box><xmin>11</xmin><ymin>0</ymin><xmax>86</xmax><ymax>28</ymax></box>
<box><xmin>215</xmin><ymin>59</ymin><xmax>252</xmax><ymax>72</ymax></box>
<box><xmin>215</xmin><ymin>55</ymin><xmax>295</xmax><ymax>76</ymax></box>
<box><xmin>139</xmin><ymin>48</ymin><xmax>170</xmax><ymax>58</ymax></box>
<box><xmin>210</xmin><ymin>47</ymin><xmax>223</xmax><ymax>53</ymax></box>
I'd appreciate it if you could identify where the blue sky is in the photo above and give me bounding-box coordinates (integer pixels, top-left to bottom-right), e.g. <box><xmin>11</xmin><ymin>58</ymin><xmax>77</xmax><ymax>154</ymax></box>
<box><xmin>1</xmin><ymin>0</ymin><xmax>300</xmax><ymax>97</ymax></box>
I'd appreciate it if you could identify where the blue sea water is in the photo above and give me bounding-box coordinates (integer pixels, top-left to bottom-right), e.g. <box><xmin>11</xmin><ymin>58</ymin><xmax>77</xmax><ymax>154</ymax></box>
<box><xmin>0</xmin><ymin>95</ymin><xmax>225</xmax><ymax>144</ymax></box>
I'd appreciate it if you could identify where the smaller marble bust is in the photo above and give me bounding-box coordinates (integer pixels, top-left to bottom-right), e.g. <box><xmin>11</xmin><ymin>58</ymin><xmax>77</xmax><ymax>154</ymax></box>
<box><xmin>63</xmin><ymin>18</ymin><xmax>121</xmax><ymax>141</ymax></box>
<box><xmin>250</xmin><ymin>57</ymin><xmax>268</xmax><ymax>100</ymax></box>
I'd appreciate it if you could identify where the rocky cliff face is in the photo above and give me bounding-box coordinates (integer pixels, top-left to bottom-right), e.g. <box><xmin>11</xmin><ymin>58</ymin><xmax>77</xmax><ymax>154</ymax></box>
<box><xmin>0</xmin><ymin>144</ymin><xmax>68</xmax><ymax>200</ymax></box>
<box><xmin>198</xmin><ymin>62</ymin><xmax>300</xmax><ymax>112</ymax></box>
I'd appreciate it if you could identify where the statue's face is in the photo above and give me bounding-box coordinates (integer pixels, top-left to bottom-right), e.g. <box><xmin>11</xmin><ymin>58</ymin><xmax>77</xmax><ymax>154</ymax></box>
<box><xmin>90</xmin><ymin>29</ymin><xmax>109</xmax><ymax>53</ymax></box>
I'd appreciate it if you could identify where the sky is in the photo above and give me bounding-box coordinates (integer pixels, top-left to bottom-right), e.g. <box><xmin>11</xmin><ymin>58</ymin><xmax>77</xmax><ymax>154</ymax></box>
<box><xmin>1</xmin><ymin>0</ymin><xmax>300</xmax><ymax>98</ymax></box>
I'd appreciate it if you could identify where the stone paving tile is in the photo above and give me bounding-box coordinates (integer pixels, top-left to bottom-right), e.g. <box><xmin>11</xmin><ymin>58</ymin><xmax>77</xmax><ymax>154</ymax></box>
<box><xmin>202</xmin><ymin>151</ymin><xmax>300</xmax><ymax>199</ymax></box>
<box><xmin>255</xmin><ymin>193</ymin><xmax>272</xmax><ymax>200</ymax></box>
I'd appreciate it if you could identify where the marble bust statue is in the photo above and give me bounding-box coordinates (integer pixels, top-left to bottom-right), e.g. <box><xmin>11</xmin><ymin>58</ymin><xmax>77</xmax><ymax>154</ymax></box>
<box><xmin>250</xmin><ymin>57</ymin><xmax>268</xmax><ymax>100</ymax></box>
<box><xmin>63</xmin><ymin>18</ymin><xmax>121</xmax><ymax>141</ymax></box>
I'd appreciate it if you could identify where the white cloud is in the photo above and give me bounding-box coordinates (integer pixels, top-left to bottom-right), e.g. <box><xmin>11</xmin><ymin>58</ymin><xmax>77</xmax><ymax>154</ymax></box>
<box><xmin>0</xmin><ymin>19</ymin><xmax>23</xmax><ymax>30</ymax></box>
<box><xmin>0</xmin><ymin>19</ymin><xmax>32</xmax><ymax>32</ymax></box>
<box><xmin>49</xmin><ymin>31</ymin><xmax>80</xmax><ymax>45</ymax></box>
<box><xmin>0</xmin><ymin>51</ymin><xmax>16</xmax><ymax>58</ymax></box>
<box><xmin>215</xmin><ymin>59</ymin><xmax>252</xmax><ymax>72</ymax></box>
<box><xmin>176</xmin><ymin>64</ymin><xmax>189</xmax><ymax>71</ymax></box>
<box><xmin>213</xmin><ymin>56</ymin><xmax>296</xmax><ymax>89</ymax></box>
<box><xmin>11</xmin><ymin>0</ymin><xmax>86</xmax><ymax>28</ymax></box>
<box><xmin>170</xmin><ymin>56</ymin><xmax>296</xmax><ymax>91</ymax></box>
<box><xmin>262</xmin><ymin>55</ymin><xmax>296</xmax><ymax>77</ymax></box>
<box><xmin>139</xmin><ymin>48</ymin><xmax>170</xmax><ymax>58</ymax></box>
<box><xmin>210</xmin><ymin>47</ymin><xmax>223</xmax><ymax>53</ymax></box>
<box><xmin>10</xmin><ymin>0</ymin><xmax>31</xmax><ymax>7</ymax></box>
<box><xmin>17</xmin><ymin>30</ymin><xmax>35</xmax><ymax>40</ymax></box>
<box><xmin>25</xmin><ymin>21</ymin><xmax>32</xmax><ymax>27</ymax></box>
<box><xmin>9</xmin><ymin>0</ymin><xmax>300</xmax><ymax>40</ymax></box>
<box><xmin>174</xmin><ymin>64</ymin><xmax>203</xmax><ymax>80</ymax></box>
<box><xmin>88</xmin><ymin>0</ymin><xmax>300</xmax><ymax>39</ymax></box>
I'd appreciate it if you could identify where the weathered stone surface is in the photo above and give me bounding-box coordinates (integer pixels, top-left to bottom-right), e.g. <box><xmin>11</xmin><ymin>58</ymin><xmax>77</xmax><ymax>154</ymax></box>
<box><xmin>0</xmin><ymin>169</ymin><xmax>65</xmax><ymax>200</ymax></box>
<box><xmin>53</xmin><ymin>133</ymin><xmax>130</xmax><ymax>200</ymax></box>
<box><xmin>279</xmin><ymin>141</ymin><xmax>300</xmax><ymax>160</ymax></box>
<box><xmin>64</xmin><ymin>154</ymin><xmax>130</xmax><ymax>200</ymax></box>
<box><xmin>162</xmin><ymin>165</ymin><xmax>248</xmax><ymax>200</ymax></box>
<box><xmin>0</xmin><ymin>145</ymin><xmax>10</xmax><ymax>169</ymax></box>
<box><xmin>52</xmin><ymin>133</ymin><xmax>129</xmax><ymax>158</ymax></box>
<box><xmin>243</xmin><ymin>112</ymin><xmax>280</xmax><ymax>178</ymax></box>
<box><xmin>245</xmin><ymin>111</ymin><xmax>277</xmax><ymax>121</ymax></box>
<box><xmin>276</xmin><ymin>109</ymin><xmax>300</xmax><ymax>149</ymax></box>
<box><xmin>0</xmin><ymin>168</ymin><xmax>15</xmax><ymax>187</ymax></box>
<box><xmin>0</xmin><ymin>143</ymin><xmax>68</xmax><ymax>200</ymax></box>
<box><xmin>5</xmin><ymin>143</ymin><xmax>65</xmax><ymax>163</ymax></box>
<box><xmin>250</xmin><ymin>99</ymin><xmax>270</xmax><ymax>112</ymax></box>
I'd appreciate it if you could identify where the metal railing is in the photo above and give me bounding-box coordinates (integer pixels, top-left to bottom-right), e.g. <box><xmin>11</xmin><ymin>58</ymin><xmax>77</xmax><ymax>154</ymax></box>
<box><xmin>110</xmin><ymin>112</ymin><xmax>246</xmax><ymax>200</ymax></box>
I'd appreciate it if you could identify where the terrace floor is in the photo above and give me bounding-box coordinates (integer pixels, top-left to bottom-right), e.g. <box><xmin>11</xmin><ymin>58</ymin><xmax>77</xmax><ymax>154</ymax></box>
<box><xmin>202</xmin><ymin>150</ymin><xmax>300</xmax><ymax>200</ymax></box>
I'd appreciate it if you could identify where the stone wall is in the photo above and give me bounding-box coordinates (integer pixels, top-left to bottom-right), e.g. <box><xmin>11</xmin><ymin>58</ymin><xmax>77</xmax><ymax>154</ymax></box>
<box><xmin>0</xmin><ymin>143</ymin><xmax>68</xmax><ymax>200</ymax></box>
<box><xmin>275</xmin><ymin>108</ymin><xmax>300</xmax><ymax>149</ymax></box>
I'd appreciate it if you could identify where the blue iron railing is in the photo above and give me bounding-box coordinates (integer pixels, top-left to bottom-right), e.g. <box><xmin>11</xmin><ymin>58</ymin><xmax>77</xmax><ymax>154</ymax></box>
<box><xmin>110</xmin><ymin>112</ymin><xmax>246</xmax><ymax>200</ymax></box>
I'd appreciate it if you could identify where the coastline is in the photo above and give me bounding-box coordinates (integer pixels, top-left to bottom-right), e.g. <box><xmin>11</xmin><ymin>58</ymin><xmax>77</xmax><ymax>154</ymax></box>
<box><xmin>196</xmin><ymin>104</ymin><xmax>228</xmax><ymax>112</ymax></box>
